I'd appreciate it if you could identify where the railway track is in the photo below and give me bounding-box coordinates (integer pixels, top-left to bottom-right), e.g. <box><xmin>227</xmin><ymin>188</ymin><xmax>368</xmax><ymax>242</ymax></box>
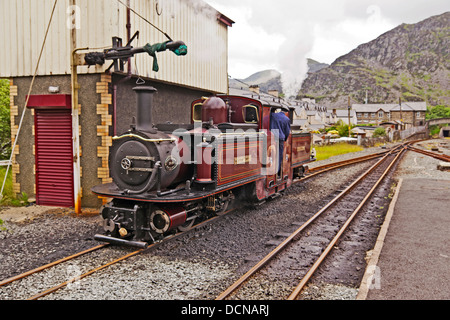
<box><xmin>298</xmin><ymin>149</ymin><xmax>388</xmax><ymax>182</ymax></box>
<box><xmin>0</xmin><ymin>244</ymin><xmax>107</xmax><ymax>288</ymax></box>
<box><xmin>216</xmin><ymin>144</ymin><xmax>407</xmax><ymax>300</ymax></box>
<box><xmin>0</xmin><ymin>144</ymin><xmax>406</xmax><ymax>300</ymax></box>
<box><xmin>0</xmin><ymin>212</ymin><xmax>228</xmax><ymax>300</ymax></box>
<box><xmin>0</xmin><ymin>243</ymin><xmax>135</xmax><ymax>300</ymax></box>
<box><xmin>407</xmin><ymin>145</ymin><xmax>450</xmax><ymax>162</ymax></box>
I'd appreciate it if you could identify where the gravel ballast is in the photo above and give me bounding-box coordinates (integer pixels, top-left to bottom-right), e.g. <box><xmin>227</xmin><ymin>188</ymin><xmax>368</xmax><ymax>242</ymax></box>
<box><xmin>1</xmin><ymin>139</ymin><xmax>448</xmax><ymax>301</ymax></box>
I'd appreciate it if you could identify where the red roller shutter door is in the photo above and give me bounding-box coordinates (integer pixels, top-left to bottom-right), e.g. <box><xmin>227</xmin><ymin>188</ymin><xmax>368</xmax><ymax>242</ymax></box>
<box><xmin>34</xmin><ymin>108</ymin><xmax>74</xmax><ymax>207</ymax></box>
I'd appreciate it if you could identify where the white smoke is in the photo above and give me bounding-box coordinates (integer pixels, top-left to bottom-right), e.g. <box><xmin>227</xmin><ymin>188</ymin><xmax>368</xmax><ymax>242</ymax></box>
<box><xmin>277</xmin><ymin>27</ymin><xmax>314</xmax><ymax>99</ymax></box>
<box><xmin>247</xmin><ymin>2</ymin><xmax>319</xmax><ymax>99</ymax></box>
<box><xmin>205</xmin><ymin>0</ymin><xmax>404</xmax><ymax>96</ymax></box>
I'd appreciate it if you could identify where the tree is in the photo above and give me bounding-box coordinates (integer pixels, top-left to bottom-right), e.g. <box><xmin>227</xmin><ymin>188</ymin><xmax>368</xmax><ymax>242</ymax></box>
<box><xmin>426</xmin><ymin>105</ymin><xmax>450</xmax><ymax>120</ymax></box>
<box><xmin>373</xmin><ymin>127</ymin><xmax>386</xmax><ymax>138</ymax></box>
<box><xmin>0</xmin><ymin>79</ymin><xmax>11</xmax><ymax>160</ymax></box>
<box><xmin>336</xmin><ymin>120</ymin><xmax>354</xmax><ymax>137</ymax></box>
<box><xmin>426</xmin><ymin>105</ymin><xmax>450</xmax><ymax>137</ymax></box>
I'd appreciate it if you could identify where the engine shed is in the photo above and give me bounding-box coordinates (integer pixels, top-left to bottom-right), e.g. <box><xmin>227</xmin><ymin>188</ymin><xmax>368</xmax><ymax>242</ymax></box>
<box><xmin>0</xmin><ymin>0</ymin><xmax>233</xmax><ymax>211</ymax></box>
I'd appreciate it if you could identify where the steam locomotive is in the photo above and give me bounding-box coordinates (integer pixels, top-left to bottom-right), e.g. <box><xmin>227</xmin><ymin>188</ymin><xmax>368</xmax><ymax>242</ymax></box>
<box><xmin>92</xmin><ymin>86</ymin><xmax>315</xmax><ymax>248</ymax></box>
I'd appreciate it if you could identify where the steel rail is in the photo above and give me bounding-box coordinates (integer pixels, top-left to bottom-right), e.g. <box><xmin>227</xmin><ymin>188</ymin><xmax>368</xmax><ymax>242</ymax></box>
<box><xmin>307</xmin><ymin>151</ymin><xmax>388</xmax><ymax>173</ymax></box>
<box><xmin>25</xmin><ymin>210</ymin><xmax>232</xmax><ymax>300</ymax></box>
<box><xmin>302</xmin><ymin>138</ymin><xmax>424</xmax><ymax>179</ymax></box>
<box><xmin>288</xmin><ymin>147</ymin><xmax>406</xmax><ymax>300</ymax></box>
<box><xmin>407</xmin><ymin>145</ymin><xmax>450</xmax><ymax>162</ymax></box>
<box><xmin>0</xmin><ymin>244</ymin><xmax>108</xmax><ymax>288</ymax></box>
<box><xmin>215</xmin><ymin>145</ymin><xmax>404</xmax><ymax>300</ymax></box>
<box><xmin>27</xmin><ymin>248</ymin><xmax>145</xmax><ymax>300</ymax></box>
<box><xmin>297</xmin><ymin>151</ymin><xmax>388</xmax><ymax>183</ymax></box>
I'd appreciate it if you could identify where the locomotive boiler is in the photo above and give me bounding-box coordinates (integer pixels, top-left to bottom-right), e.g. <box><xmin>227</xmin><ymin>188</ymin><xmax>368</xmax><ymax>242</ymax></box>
<box><xmin>92</xmin><ymin>86</ymin><xmax>315</xmax><ymax>248</ymax></box>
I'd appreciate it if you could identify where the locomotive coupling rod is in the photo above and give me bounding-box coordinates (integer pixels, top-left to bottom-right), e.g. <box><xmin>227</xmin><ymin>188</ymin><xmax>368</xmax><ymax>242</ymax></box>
<box><xmin>94</xmin><ymin>234</ymin><xmax>148</xmax><ymax>249</ymax></box>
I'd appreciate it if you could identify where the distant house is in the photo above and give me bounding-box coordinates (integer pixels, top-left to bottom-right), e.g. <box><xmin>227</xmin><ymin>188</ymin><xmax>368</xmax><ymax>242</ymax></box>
<box><xmin>333</xmin><ymin>109</ymin><xmax>358</xmax><ymax>125</ymax></box>
<box><xmin>353</xmin><ymin>102</ymin><xmax>427</xmax><ymax>127</ymax></box>
<box><xmin>353</xmin><ymin>104</ymin><xmax>392</xmax><ymax>124</ymax></box>
<box><xmin>380</xmin><ymin>121</ymin><xmax>402</xmax><ymax>131</ymax></box>
<box><xmin>306</xmin><ymin>110</ymin><xmax>323</xmax><ymax>125</ymax></box>
<box><xmin>324</xmin><ymin>110</ymin><xmax>337</xmax><ymax>124</ymax></box>
<box><xmin>227</xmin><ymin>88</ymin><xmax>333</xmax><ymax>131</ymax></box>
<box><xmin>390</xmin><ymin>102</ymin><xmax>427</xmax><ymax>127</ymax></box>
<box><xmin>291</xmin><ymin>101</ymin><xmax>330</xmax><ymax>130</ymax></box>
<box><xmin>292</xmin><ymin>105</ymin><xmax>307</xmax><ymax>121</ymax></box>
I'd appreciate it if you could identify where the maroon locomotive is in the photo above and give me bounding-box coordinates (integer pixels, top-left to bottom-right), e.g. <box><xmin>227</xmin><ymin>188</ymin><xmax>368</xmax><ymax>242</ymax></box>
<box><xmin>92</xmin><ymin>86</ymin><xmax>315</xmax><ymax>248</ymax></box>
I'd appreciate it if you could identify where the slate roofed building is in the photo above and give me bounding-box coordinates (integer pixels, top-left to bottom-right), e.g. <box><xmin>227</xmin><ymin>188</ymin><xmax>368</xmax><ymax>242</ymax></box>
<box><xmin>333</xmin><ymin>109</ymin><xmax>358</xmax><ymax>125</ymax></box>
<box><xmin>353</xmin><ymin>102</ymin><xmax>427</xmax><ymax>127</ymax></box>
<box><xmin>389</xmin><ymin>102</ymin><xmax>427</xmax><ymax>126</ymax></box>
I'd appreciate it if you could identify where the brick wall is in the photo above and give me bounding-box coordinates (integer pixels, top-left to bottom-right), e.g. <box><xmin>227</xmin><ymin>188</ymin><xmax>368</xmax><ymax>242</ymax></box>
<box><xmin>96</xmin><ymin>74</ymin><xmax>113</xmax><ymax>185</ymax></box>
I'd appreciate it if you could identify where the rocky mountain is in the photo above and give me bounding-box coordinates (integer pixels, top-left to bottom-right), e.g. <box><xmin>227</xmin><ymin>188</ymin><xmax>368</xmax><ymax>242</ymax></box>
<box><xmin>229</xmin><ymin>69</ymin><xmax>282</xmax><ymax>94</ymax></box>
<box><xmin>230</xmin><ymin>59</ymin><xmax>329</xmax><ymax>94</ymax></box>
<box><xmin>241</xmin><ymin>69</ymin><xmax>283</xmax><ymax>93</ymax></box>
<box><xmin>306</xmin><ymin>58</ymin><xmax>330</xmax><ymax>73</ymax></box>
<box><xmin>243</xmin><ymin>69</ymin><xmax>281</xmax><ymax>85</ymax></box>
<box><xmin>298</xmin><ymin>12</ymin><xmax>450</xmax><ymax>108</ymax></box>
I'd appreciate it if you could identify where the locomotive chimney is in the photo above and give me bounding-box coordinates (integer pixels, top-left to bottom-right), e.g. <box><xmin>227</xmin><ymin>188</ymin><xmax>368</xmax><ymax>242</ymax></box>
<box><xmin>133</xmin><ymin>86</ymin><xmax>157</xmax><ymax>132</ymax></box>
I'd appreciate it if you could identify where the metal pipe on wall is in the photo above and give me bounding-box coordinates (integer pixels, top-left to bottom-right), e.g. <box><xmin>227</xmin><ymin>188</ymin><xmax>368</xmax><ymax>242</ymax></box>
<box><xmin>70</xmin><ymin>0</ymin><xmax>82</xmax><ymax>214</ymax></box>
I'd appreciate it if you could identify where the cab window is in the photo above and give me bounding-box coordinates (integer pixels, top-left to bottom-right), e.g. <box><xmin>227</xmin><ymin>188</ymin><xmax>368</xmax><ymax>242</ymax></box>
<box><xmin>242</xmin><ymin>105</ymin><xmax>259</xmax><ymax>123</ymax></box>
<box><xmin>192</xmin><ymin>103</ymin><xmax>202</xmax><ymax>122</ymax></box>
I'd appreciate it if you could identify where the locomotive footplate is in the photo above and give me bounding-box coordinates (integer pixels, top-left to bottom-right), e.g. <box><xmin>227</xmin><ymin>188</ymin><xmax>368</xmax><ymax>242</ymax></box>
<box><xmin>92</xmin><ymin>175</ymin><xmax>264</xmax><ymax>203</ymax></box>
<box><xmin>92</xmin><ymin>175</ymin><xmax>262</xmax><ymax>247</ymax></box>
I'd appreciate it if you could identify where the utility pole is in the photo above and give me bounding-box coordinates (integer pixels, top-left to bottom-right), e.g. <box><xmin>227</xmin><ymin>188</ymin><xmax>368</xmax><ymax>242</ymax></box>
<box><xmin>348</xmin><ymin>96</ymin><xmax>351</xmax><ymax>137</ymax></box>
<box><xmin>399</xmin><ymin>97</ymin><xmax>403</xmax><ymax>131</ymax></box>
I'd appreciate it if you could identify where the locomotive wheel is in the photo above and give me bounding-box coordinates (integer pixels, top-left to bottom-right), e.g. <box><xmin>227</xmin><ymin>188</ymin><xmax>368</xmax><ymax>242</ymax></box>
<box><xmin>177</xmin><ymin>217</ymin><xmax>196</xmax><ymax>232</ymax></box>
<box><xmin>215</xmin><ymin>199</ymin><xmax>230</xmax><ymax>216</ymax></box>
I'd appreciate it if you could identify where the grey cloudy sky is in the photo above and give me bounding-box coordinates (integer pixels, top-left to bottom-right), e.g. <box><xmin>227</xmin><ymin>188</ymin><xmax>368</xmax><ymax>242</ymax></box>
<box><xmin>205</xmin><ymin>0</ymin><xmax>449</xmax><ymax>95</ymax></box>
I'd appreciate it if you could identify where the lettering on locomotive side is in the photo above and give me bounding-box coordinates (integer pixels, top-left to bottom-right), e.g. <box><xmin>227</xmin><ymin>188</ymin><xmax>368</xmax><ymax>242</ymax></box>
<box><xmin>171</xmin><ymin>127</ymin><xmax>279</xmax><ymax>167</ymax></box>
<box><xmin>234</xmin><ymin>155</ymin><xmax>252</xmax><ymax>165</ymax></box>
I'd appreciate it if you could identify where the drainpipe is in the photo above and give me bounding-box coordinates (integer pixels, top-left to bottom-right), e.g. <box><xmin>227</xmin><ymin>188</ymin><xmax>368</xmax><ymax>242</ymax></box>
<box><xmin>70</xmin><ymin>0</ymin><xmax>82</xmax><ymax>214</ymax></box>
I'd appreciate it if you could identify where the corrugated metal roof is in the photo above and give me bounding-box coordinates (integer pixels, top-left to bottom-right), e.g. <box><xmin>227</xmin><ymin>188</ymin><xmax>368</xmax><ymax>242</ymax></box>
<box><xmin>0</xmin><ymin>0</ymin><xmax>231</xmax><ymax>93</ymax></box>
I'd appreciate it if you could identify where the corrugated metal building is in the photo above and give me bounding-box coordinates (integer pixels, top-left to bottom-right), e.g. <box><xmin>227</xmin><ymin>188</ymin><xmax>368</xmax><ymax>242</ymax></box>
<box><xmin>0</xmin><ymin>0</ymin><xmax>233</xmax><ymax>210</ymax></box>
<box><xmin>0</xmin><ymin>0</ymin><xmax>231</xmax><ymax>92</ymax></box>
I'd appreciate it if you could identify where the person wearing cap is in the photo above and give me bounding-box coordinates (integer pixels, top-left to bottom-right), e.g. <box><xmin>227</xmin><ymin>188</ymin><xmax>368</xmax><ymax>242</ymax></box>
<box><xmin>270</xmin><ymin>109</ymin><xmax>291</xmax><ymax>177</ymax></box>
